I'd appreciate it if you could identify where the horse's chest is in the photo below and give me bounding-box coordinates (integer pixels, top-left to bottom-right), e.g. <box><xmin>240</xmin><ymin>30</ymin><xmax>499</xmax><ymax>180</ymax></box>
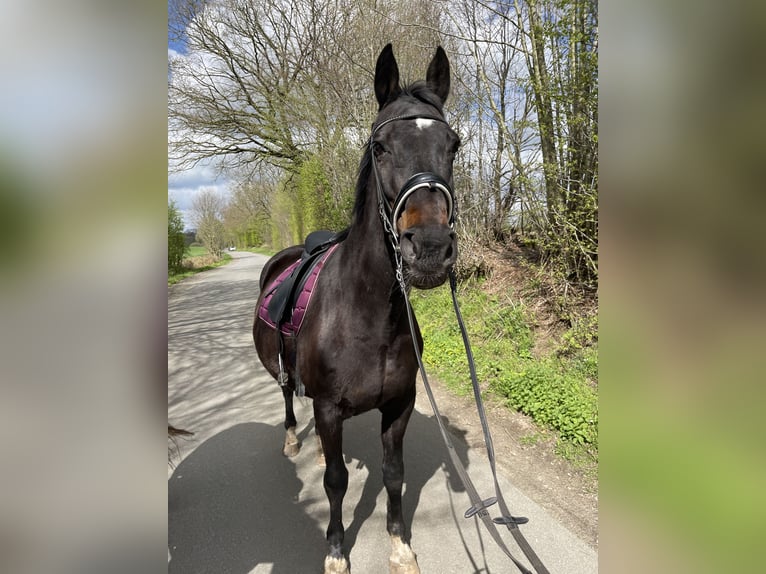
<box><xmin>306</xmin><ymin>330</ymin><xmax>414</xmax><ymax>410</ymax></box>
<box><xmin>376</xmin><ymin>337</ymin><xmax>419</xmax><ymax>399</ymax></box>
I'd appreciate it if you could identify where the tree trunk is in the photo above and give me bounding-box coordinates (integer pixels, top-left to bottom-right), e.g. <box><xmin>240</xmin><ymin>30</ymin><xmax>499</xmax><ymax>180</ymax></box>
<box><xmin>525</xmin><ymin>0</ymin><xmax>560</xmax><ymax>226</ymax></box>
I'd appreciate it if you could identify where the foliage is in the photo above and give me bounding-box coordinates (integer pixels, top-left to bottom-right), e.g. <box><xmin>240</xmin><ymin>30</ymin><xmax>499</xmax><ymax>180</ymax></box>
<box><xmin>447</xmin><ymin>0</ymin><xmax>598</xmax><ymax>287</ymax></box>
<box><xmin>268</xmin><ymin>156</ymin><xmax>354</xmax><ymax>250</ymax></box>
<box><xmin>169</xmin><ymin>0</ymin><xmax>598</xmax><ymax>288</ymax></box>
<box><xmin>269</xmin><ymin>183</ymin><xmax>297</xmax><ymax>249</ymax></box>
<box><xmin>294</xmin><ymin>156</ymin><xmax>353</xmax><ymax>236</ymax></box>
<box><xmin>168</xmin><ymin>0</ymin><xmax>600</xmax><ymax>450</ymax></box>
<box><xmin>168</xmin><ymin>200</ymin><xmax>187</xmax><ymax>272</ymax></box>
<box><xmin>167</xmin><ymin>252</ymin><xmax>231</xmax><ymax>286</ymax></box>
<box><xmin>558</xmin><ymin>311</ymin><xmax>598</xmax><ymax>357</ymax></box>
<box><xmin>410</xmin><ymin>279</ymin><xmax>598</xmax><ymax>453</ymax></box>
<box><xmin>523</xmin><ymin>174</ymin><xmax>598</xmax><ymax>288</ymax></box>
<box><xmin>190</xmin><ymin>189</ymin><xmax>226</xmax><ymax>258</ymax></box>
<box><xmin>186</xmin><ymin>245</ymin><xmax>208</xmax><ymax>257</ymax></box>
<box><xmin>222</xmin><ymin>175</ymin><xmax>275</xmax><ymax>249</ymax></box>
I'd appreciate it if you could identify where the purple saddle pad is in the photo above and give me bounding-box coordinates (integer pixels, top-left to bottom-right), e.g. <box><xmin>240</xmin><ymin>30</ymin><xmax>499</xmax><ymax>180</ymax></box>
<box><xmin>257</xmin><ymin>243</ymin><xmax>339</xmax><ymax>336</ymax></box>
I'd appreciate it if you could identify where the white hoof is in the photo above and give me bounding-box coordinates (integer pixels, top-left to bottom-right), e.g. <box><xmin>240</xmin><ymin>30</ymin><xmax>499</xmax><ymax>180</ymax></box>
<box><xmin>323</xmin><ymin>555</ymin><xmax>350</xmax><ymax>574</ymax></box>
<box><xmin>282</xmin><ymin>426</ymin><xmax>300</xmax><ymax>457</ymax></box>
<box><xmin>389</xmin><ymin>535</ymin><xmax>420</xmax><ymax>574</ymax></box>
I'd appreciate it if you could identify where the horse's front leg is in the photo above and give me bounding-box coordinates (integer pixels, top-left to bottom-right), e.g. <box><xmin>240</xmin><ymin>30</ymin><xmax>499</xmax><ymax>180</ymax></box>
<box><xmin>380</xmin><ymin>392</ymin><xmax>420</xmax><ymax>574</ymax></box>
<box><xmin>315</xmin><ymin>401</ymin><xmax>350</xmax><ymax>574</ymax></box>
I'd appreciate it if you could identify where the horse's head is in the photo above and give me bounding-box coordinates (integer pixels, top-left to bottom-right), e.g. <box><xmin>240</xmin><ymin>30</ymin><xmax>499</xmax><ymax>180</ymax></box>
<box><xmin>370</xmin><ymin>44</ymin><xmax>460</xmax><ymax>290</ymax></box>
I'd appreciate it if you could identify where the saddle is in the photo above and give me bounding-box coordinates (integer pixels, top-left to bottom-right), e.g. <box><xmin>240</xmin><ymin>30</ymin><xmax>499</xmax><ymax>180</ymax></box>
<box><xmin>258</xmin><ymin>230</ymin><xmax>342</xmax><ymax>397</ymax></box>
<box><xmin>261</xmin><ymin>230</ymin><xmax>341</xmax><ymax>336</ymax></box>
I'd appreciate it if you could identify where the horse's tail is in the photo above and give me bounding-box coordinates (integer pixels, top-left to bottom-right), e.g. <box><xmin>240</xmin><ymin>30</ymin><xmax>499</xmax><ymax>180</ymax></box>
<box><xmin>168</xmin><ymin>424</ymin><xmax>194</xmax><ymax>467</ymax></box>
<box><xmin>168</xmin><ymin>424</ymin><xmax>193</xmax><ymax>437</ymax></box>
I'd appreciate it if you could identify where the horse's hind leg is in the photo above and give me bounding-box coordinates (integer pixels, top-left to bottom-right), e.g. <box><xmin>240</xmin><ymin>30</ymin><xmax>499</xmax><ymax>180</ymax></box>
<box><xmin>315</xmin><ymin>401</ymin><xmax>350</xmax><ymax>574</ymax></box>
<box><xmin>282</xmin><ymin>386</ymin><xmax>300</xmax><ymax>457</ymax></box>
<box><xmin>381</xmin><ymin>393</ymin><xmax>420</xmax><ymax>574</ymax></box>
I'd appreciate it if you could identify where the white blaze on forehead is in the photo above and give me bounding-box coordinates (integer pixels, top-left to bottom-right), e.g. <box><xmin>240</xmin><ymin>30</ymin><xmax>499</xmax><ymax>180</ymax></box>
<box><xmin>415</xmin><ymin>118</ymin><xmax>434</xmax><ymax>130</ymax></box>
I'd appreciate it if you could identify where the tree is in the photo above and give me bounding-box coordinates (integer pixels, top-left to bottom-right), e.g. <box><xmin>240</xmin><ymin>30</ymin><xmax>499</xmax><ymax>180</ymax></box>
<box><xmin>446</xmin><ymin>0</ymin><xmax>598</xmax><ymax>285</ymax></box>
<box><xmin>223</xmin><ymin>175</ymin><xmax>274</xmax><ymax>248</ymax></box>
<box><xmin>168</xmin><ymin>199</ymin><xmax>187</xmax><ymax>271</ymax></box>
<box><xmin>168</xmin><ymin>0</ymin><xmax>332</xmax><ymax>174</ymax></box>
<box><xmin>447</xmin><ymin>0</ymin><xmax>534</xmax><ymax>240</ymax></box>
<box><xmin>523</xmin><ymin>0</ymin><xmax>598</xmax><ymax>284</ymax></box>
<box><xmin>169</xmin><ymin>0</ymin><xmax>597</xmax><ymax>286</ymax></box>
<box><xmin>191</xmin><ymin>188</ymin><xmax>227</xmax><ymax>258</ymax></box>
<box><xmin>169</xmin><ymin>0</ymin><xmax>450</xmax><ymax>174</ymax></box>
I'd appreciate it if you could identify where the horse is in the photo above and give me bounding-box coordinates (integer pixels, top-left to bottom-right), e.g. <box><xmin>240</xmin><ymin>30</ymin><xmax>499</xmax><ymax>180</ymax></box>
<box><xmin>253</xmin><ymin>44</ymin><xmax>460</xmax><ymax>574</ymax></box>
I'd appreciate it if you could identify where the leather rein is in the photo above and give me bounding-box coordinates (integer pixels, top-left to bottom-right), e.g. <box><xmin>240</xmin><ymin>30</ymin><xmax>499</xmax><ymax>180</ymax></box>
<box><xmin>369</xmin><ymin>115</ymin><xmax>551</xmax><ymax>574</ymax></box>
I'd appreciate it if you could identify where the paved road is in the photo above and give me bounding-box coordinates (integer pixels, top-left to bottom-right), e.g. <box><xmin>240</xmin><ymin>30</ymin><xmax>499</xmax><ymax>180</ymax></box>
<box><xmin>168</xmin><ymin>251</ymin><xmax>597</xmax><ymax>574</ymax></box>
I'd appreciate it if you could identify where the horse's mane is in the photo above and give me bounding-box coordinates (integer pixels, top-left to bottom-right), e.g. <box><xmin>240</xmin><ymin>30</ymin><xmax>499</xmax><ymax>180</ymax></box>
<box><xmin>351</xmin><ymin>81</ymin><xmax>444</xmax><ymax>223</ymax></box>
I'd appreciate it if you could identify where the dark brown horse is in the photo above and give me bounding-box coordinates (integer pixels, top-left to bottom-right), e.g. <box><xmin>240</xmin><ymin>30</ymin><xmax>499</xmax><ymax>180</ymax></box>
<box><xmin>253</xmin><ymin>44</ymin><xmax>460</xmax><ymax>574</ymax></box>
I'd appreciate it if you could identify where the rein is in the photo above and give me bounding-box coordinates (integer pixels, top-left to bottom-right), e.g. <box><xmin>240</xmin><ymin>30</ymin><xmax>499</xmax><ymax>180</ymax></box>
<box><xmin>402</xmin><ymin>273</ymin><xmax>551</xmax><ymax>574</ymax></box>
<box><xmin>370</xmin><ymin>115</ymin><xmax>551</xmax><ymax>574</ymax></box>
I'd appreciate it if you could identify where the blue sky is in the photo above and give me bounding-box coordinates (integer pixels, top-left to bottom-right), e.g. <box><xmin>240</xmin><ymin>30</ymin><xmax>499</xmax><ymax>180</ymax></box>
<box><xmin>168</xmin><ymin>24</ymin><xmax>231</xmax><ymax>231</ymax></box>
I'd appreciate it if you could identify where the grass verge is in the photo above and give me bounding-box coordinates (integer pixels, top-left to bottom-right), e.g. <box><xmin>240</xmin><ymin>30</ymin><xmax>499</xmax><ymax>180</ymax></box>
<box><xmin>168</xmin><ymin>251</ymin><xmax>232</xmax><ymax>285</ymax></box>
<box><xmin>409</xmin><ymin>279</ymin><xmax>598</xmax><ymax>463</ymax></box>
<box><xmin>245</xmin><ymin>246</ymin><xmax>277</xmax><ymax>256</ymax></box>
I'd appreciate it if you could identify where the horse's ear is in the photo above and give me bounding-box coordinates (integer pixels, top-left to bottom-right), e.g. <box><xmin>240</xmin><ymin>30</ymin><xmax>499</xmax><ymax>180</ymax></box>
<box><xmin>375</xmin><ymin>44</ymin><xmax>401</xmax><ymax>110</ymax></box>
<box><xmin>426</xmin><ymin>46</ymin><xmax>450</xmax><ymax>104</ymax></box>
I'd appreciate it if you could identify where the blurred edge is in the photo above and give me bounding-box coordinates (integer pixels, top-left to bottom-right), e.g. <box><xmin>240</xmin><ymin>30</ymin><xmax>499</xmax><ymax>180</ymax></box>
<box><xmin>601</xmin><ymin>0</ymin><xmax>766</xmax><ymax>572</ymax></box>
<box><xmin>1</xmin><ymin>0</ymin><xmax>765</xmax><ymax>572</ymax></box>
<box><xmin>0</xmin><ymin>1</ymin><xmax>167</xmax><ymax>573</ymax></box>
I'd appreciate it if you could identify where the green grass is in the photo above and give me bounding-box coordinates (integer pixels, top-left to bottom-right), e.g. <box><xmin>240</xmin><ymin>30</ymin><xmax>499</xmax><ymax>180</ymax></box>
<box><xmin>245</xmin><ymin>246</ymin><xmax>277</xmax><ymax>256</ymax></box>
<box><xmin>410</xmin><ymin>279</ymin><xmax>598</xmax><ymax>460</ymax></box>
<box><xmin>186</xmin><ymin>245</ymin><xmax>209</xmax><ymax>257</ymax></box>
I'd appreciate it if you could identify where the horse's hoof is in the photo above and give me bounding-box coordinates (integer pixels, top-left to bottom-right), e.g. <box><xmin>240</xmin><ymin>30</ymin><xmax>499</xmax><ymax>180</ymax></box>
<box><xmin>389</xmin><ymin>556</ymin><xmax>420</xmax><ymax>574</ymax></box>
<box><xmin>283</xmin><ymin>427</ymin><xmax>301</xmax><ymax>457</ymax></box>
<box><xmin>323</xmin><ymin>555</ymin><xmax>350</xmax><ymax>574</ymax></box>
<box><xmin>389</xmin><ymin>536</ymin><xmax>420</xmax><ymax>574</ymax></box>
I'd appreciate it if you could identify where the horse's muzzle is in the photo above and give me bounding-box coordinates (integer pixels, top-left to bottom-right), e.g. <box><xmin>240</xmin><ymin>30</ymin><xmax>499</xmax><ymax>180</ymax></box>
<box><xmin>400</xmin><ymin>226</ymin><xmax>457</xmax><ymax>289</ymax></box>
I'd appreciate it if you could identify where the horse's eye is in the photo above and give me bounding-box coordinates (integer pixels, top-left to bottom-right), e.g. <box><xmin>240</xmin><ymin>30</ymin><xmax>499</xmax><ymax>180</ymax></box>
<box><xmin>450</xmin><ymin>139</ymin><xmax>462</xmax><ymax>154</ymax></box>
<box><xmin>373</xmin><ymin>142</ymin><xmax>389</xmax><ymax>158</ymax></box>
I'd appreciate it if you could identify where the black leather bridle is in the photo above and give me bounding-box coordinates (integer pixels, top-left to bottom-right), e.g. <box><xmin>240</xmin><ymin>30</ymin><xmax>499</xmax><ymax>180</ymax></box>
<box><xmin>368</xmin><ymin>114</ymin><xmax>456</xmax><ymax>254</ymax></box>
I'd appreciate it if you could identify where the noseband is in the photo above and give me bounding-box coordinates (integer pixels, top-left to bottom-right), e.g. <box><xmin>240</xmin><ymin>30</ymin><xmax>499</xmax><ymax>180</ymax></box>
<box><xmin>368</xmin><ymin>114</ymin><xmax>456</xmax><ymax>252</ymax></box>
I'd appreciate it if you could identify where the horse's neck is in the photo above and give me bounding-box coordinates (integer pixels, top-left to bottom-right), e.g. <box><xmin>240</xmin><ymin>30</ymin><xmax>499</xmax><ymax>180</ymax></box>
<box><xmin>342</xmin><ymin>182</ymin><xmax>400</xmax><ymax>299</ymax></box>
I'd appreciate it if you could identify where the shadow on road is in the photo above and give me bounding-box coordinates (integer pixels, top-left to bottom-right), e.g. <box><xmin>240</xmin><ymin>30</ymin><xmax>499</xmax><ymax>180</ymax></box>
<box><xmin>168</xmin><ymin>422</ymin><xmax>326</xmax><ymax>574</ymax></box>
<box><xmin>167</xmin><ymin>409</ymin><xmax>473</xmax><ymax>573</ymax></box>
<box><xmin>341</xmin><ymin>408</ymin><xmax>471</xmax><ymax>552</ymax></box>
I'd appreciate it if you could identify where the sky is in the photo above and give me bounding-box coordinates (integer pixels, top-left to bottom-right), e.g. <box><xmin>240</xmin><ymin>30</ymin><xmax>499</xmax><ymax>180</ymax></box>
<box><xmin>168</xmin><ymin>36</ymin><xmax>232</xmax><ymax>231</ymax></box>
<box><xmin>167</xmin><ymin>156</ymin><xmax>231</xmax><ymax>232</ymax></box>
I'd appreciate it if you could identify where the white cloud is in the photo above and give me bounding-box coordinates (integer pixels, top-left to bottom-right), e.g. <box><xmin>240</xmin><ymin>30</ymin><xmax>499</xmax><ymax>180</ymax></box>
<box><xmin>168</xmin><ymin>157</ymin><xmax>221</xmax><ymax>189</ymax></box>
<box><xmin>169</xmin><ymin>184</ymin><xmax>230</xmax><ymax>231</ymax></box>
<box><xmin>168</xmin><ymin>158</ymin><xmax>232</xmax><ymax>230</ymax></box>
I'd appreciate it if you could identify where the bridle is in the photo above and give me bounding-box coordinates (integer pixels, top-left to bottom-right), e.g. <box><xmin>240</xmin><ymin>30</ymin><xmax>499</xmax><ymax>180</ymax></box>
<box><xmin>368</xmin><ymin>113</ymin><xmax>551</xmax><ymax>574</ymax></box>
<box><xmin>368</xmin><ymin>114</ymin><xmax>456</xmax><ymax>274</ymax></box>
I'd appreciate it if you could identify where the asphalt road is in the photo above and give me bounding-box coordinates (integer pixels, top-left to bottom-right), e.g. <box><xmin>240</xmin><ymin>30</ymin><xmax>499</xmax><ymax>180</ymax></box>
<box><xmin>168</xmin><ymin>251</ymin><xmax>597</xmax><ymax>574</ymax></box>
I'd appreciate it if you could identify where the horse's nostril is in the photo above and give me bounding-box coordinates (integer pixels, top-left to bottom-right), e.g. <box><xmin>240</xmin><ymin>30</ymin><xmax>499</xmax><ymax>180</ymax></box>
<box><xmin>402</xmin><ymin>230</ymin><xmax>419</xmax><ymax>257</ymax></box>
<box><xmin>444</xmin><ymin>244</ymin><xmax>453</xmax><ymax>261</ymax></box>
